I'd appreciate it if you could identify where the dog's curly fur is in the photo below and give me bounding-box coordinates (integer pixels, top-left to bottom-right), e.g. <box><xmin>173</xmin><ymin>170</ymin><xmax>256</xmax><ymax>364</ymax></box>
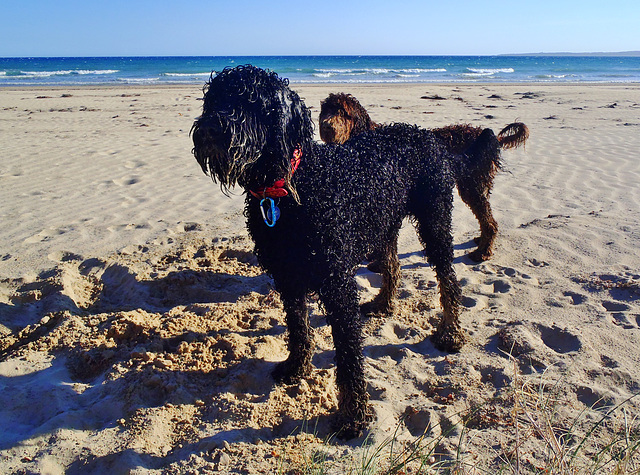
<box><xmin>192</xmin><ymin>65</ymin><xmax>486</xmax><ymax>438</ymax></box>
<box><xmin>319</xmin><ymin>92</ymin><xmax>529</xmax><ymax>263</ymax></box>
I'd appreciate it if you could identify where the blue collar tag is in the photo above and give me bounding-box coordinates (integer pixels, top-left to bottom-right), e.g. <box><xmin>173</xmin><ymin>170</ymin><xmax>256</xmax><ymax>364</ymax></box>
<box><xmin>259</xmin><ymin>197</ymin><xmax>280</xmax><ymax>227</ymax></box>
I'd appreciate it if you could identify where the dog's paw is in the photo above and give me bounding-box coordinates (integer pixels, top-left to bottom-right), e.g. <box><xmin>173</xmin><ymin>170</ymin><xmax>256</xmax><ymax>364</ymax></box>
<box><xmin>360</xmin><ymin>299</ymin><xmax>392</xmax><ymax>318</ymax></box>
<box><xmin>366</xmin><ymin>260</ymin><xmax>384</xmax><ymax>274</ymax></box>
<box><xmin>271</xmin><ymin>358</ymin><xmax>311</xmax><ymax>385</ymax></box>
<box><xmin>468</xmin><ymin>247</ymin><xmax>493</xmax><ymax>262</ymax></box>
<box><xmin>431</xmin><ymin>324</ymin><xmax>468</xmax><ymax>352</ymax></box>
<box><xmin>331</xmin><ymin>404</ymin><xmax>374</xmax><ymax>440</ymax></box>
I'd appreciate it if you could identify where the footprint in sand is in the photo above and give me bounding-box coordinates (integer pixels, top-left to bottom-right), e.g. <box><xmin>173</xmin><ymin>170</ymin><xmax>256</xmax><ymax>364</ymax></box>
<box><xmin>527</xmin><ymin>258</ymin><xmax>549</xmax><ymax>268</ymax></box>
<box><xmin>460</xmin><ymin>294</ymin><xmax>489</xmax><ymax>309</ymax></box>
<box><xmin>602</xmin><ymin>300</ymin><xmax>631</xmax><ymax>312</ymax></box>
<box><xmin>575</xmin><ymin>384</ymin><xmax>613</xmax><ymax>409</ymax></box>
<box><xmin>365</xmin><ymin>322</ymin><xmax>422</xmax><ymax>361</ymax></box>
<box><xmin>602</xmin><ymin>300</ymin><xmax>635</xmax><ymax>329</ymax></box>
<box><xmin>476</xmin><ymin>264</ymin><xmax>538</xmax><ymax>296</ymax></box>
<box><xmin>574</xmin><ymin>271</ymin><xmax>640</xmax><ymax>328</ymax></box>
<box><xmin>112</xmin><ymin>176</ymin><xmax>140</xmax><ymax>186</ymax></box>
<box><xmin>498</xmin><ymin>322</ymin><xmax>582</xmax><ymax>371</ymax></box>
<box><xmin>463</xmin><ymin>264</ymin><xmax>539</xmax><ymax>312</ymax></box>
<box><xmin>563</xmin><ymin>291</ymin><xmax>588</xmax><ymax>305</ymax></box>
<box><xmin>492</xmin><ymin>280</ymin><xmax>512</xmax><ymax>293</ymax></box>
<box><xmin>47</xmin><ymin>250</ymin><xmax>83</xmax><ymax>263</ymax></box>
<box><xmin>458</xmin><ymin>276</ymin><xmax>491</xmax><ymax>310</ymax></box>
<box><xmin>24</xmin><ymin>227</ymin><xmax>67</xmax><ymax>244</ymax></box>
<box><xmin>536</xmin><ymin>324</ymin><xmax>582</xmax><ymax>354</ymax></box>
<box><xmin>124</xmin><ymin>160</ymin><xmax>144</xmax><ymax>169</ymax></box>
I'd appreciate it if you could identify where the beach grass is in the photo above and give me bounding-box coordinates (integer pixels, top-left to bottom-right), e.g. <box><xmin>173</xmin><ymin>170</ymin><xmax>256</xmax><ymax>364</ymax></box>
<box><xmin>278</xmin><ymin>357</ymin><xmax>640</xmax><ymax>474</ymax></box>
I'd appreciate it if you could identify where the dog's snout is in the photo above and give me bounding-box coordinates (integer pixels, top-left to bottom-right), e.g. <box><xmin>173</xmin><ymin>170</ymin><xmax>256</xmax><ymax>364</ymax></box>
<box><xmin>195</xmin><ymin>114</ymin><xmax>225</xmax><ymax>135</ymax></box>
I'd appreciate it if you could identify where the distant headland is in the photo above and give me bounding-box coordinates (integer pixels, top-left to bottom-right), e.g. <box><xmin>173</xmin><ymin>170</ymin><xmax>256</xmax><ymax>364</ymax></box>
<box><xmin>505</xmin><ymin>51</ymin><xmax>640</xmax><ymax>57</ymax></box>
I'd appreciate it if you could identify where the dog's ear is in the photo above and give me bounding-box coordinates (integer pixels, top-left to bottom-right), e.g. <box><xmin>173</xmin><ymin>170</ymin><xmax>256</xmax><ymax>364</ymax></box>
<box><xmin>284</xmin><ymin>90</ymin><xmax>313</xmax><ymax>148</ymax></box>
<box><xmin>280</xmin><ymin>90</ymin><xmax>313</xmax><ymax>203</ymax></box>
<box><xmin>349</xmin><ymin>99</ymin><xmax>377</xmax><ymax>135</ymax></box>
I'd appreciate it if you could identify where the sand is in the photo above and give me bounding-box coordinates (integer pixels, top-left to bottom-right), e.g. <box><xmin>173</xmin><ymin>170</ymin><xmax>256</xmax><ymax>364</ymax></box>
<box><xmin>1</xmin><ymin>82</ymin><xmax>640</xmax><ymax>473</ymax></box>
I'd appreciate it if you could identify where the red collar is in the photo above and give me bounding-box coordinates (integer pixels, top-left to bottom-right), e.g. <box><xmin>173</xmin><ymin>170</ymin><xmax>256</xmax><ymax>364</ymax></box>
<box><xmin>250</xmin><ymin>149</ymin><xmax>301</xmax><ymax>199</ymax></box>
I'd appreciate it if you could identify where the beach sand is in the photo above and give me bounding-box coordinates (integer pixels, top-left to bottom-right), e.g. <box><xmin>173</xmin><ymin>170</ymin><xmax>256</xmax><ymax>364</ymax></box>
<box><xmin>1</xmin><ymin>82</ymin><xmax>640</xmax><ymax>473</ymax></box>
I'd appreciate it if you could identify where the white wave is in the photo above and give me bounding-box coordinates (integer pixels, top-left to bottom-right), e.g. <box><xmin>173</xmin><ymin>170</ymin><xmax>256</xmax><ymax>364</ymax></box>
<box><xmin>162</xmin><ymin>72</ymin><xmax>211</xmax><ymax>77</ymax></box>
<box><xmin>313</xmin><ymin>71</ymin><xmax>367</xmax><ymax>77</ymax></box>
<box><xmin>316</xmin><ymin>68</ymin><xmax>353</xmax><ymax>73</ymax></box>
<box><xmin>294</xmin><ymin>78</ymin><xmax>469</xmax><ymax>84</ymax></box>
<box><xmin>22</xmin><ymin>70</ymin><xmax>73</xmax><ymax>77</ymax></box>
<box><xmin>76</xmin><ymin>69</ymin><xmax>119</xmax><ymax>75</ymax></box>
<box><xmin>466</xmin><ymin>68</ymin><xmax>515</xmax><ymax>74</ymax></box>
<box><xmin>20</xmin><ymin>69</ymin><xmax>119</xmax><ymax>77</ymax></box>
<box><xmin>116</xmin><ymin>77</ymin><xmax>160</xmax><ymax>84</ymax></box>
<box><xmin>315</xmin><ymin>67</ymin><xmax>446</xmax><ymax>75</ymax></box>
<box><xmin>395</xmin><ymin>68</ymin><xmax>447</xmax><ymax>73</ymax></box>
<box><xmin>462</xmin><ymin>72</ymin><xmax>496</xmax><ymax>78</ymax></box>
<box><xmin>535</xmin><ymin>74</ymin><xmax>576</xmax><ymax>79</ymax></box>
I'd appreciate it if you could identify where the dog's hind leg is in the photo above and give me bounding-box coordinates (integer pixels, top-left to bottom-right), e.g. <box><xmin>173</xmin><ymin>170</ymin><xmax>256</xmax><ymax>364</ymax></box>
<box><xmin>272</xmin><ymin>289</ymin><xmax>313</xmax><ymax>384</ymax></box>
<box><xmin>321</xmin><ymin>275</ymin><xmax>374</xmax><ymax>438</ymax></box>
<box><xmin>361</xmin><ymin>233</ymin><xmax>400</xmax><ymax>317</ymax></box>
<box><xmin>412</xmin><ymin>196</ymin><xmax>467</xmax><ymax>352</ymax></box>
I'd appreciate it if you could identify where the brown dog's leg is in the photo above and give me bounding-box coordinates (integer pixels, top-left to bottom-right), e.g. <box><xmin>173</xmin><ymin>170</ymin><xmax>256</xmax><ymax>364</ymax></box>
<box><xmin>458</xmin><ymin>185</ymin><xmax>498</xmax><ymax>262</ymax></box>
<box><xmin>468</xmin><ymin>195</ymin><xmax>498</xmax><ymax>262</ymax></box>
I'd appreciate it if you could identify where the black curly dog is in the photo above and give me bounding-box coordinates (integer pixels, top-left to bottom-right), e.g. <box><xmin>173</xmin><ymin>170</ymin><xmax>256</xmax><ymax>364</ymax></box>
<box><xmin>319</xmin><ymin>92</ymin><xmax>529</xmax><ymax>263</ymax></box>
<box><xmin>191</xmin><ymin>65</ymin><xmax>497</xmax><ymax>438</ymax></box>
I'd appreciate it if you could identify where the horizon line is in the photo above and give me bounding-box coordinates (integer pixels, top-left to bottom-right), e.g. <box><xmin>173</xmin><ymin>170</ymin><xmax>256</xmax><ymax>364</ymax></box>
<box><xmin>1</xmin><ymin>51</ymin><xmax>640</xmax><ymax>59</ymax></box>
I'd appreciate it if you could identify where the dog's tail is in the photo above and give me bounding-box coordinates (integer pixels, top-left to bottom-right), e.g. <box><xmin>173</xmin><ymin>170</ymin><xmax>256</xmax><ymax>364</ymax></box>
<box><xmin>497</xmin><ymin>122</ymin><xmax>529</xmax><ymax>150</ymax></box>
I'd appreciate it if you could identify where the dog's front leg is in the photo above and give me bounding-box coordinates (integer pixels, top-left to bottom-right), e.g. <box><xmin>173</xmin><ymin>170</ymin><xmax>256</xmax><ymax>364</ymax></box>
<box><xmin>272</xmin><ymin>291</ymin><xmax>313</xmax><ymax>384</ymax></box>
<box><xmin>458</xmin><ymin>184</ymin><xmax>497</xmax><ymax>262</ymax></box>
<box><xmin>322</xmin><ymin>277</ymin><xmax>374</xmax><ymax>439</ymax></box>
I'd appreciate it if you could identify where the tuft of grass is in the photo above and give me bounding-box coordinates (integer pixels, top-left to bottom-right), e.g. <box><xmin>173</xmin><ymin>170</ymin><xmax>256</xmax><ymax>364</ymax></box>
<box><xmin>499</xmin><ymin>353</ymin><xmax>640</xmax><ymax>474</ymax></box>
<box><xmin>279</xmin><ymin>358</ymin><xmax>640</xmax><ymax>474</ymax></box>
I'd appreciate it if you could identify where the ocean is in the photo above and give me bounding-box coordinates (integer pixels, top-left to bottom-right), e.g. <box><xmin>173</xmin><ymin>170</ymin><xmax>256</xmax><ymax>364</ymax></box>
<box><xmin>1</xmin><ymin>55</ymin><xmax>639</xmax><ymax>86</ymax></box>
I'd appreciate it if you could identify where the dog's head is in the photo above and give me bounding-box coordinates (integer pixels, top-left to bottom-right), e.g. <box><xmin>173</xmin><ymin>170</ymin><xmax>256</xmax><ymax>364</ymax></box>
<box><xmin>319</xmin><ymin>93</ymin><xmax>377</xmax><ymax>144</ymax></box>
<box><xmin>192</xmin><ymin>65</ymin><xmax>313</xmax><ymax>196</ymax></box>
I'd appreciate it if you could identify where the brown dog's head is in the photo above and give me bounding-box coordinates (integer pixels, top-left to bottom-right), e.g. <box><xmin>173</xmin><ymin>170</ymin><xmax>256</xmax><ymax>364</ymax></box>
<box><xmin>319</xmin><ymin>93</ymin><xmax>378</xmax><ymax>144</ymax></box>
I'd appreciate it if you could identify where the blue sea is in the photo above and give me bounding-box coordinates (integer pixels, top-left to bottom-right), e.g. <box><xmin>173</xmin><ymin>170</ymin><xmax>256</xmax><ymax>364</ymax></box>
<box><xmin>1</xmin><ymin>56</ymin><xmax>639</xmax><ymax>86</ymax></box>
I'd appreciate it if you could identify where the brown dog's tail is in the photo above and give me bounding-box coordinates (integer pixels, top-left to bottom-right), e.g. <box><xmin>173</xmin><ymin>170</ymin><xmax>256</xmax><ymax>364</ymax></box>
<box><xmin>497</xmin><ymin>122</ymin><xmax>529</xmax><ymax>150</ymax></box>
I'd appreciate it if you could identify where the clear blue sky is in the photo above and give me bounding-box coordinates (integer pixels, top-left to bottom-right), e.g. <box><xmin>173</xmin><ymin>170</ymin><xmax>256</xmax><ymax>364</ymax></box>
<box><xmin>1</xmin><ymin>0</ymin><xmax>638</xmax><ymax>57</ymax></box>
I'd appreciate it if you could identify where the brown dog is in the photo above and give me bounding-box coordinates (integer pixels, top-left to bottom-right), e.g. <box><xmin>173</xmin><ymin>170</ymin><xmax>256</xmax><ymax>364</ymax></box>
<box><xmin>319</xmin><ymin>92</ymin><xmax>528</xmax><ymax>315</ymax></box>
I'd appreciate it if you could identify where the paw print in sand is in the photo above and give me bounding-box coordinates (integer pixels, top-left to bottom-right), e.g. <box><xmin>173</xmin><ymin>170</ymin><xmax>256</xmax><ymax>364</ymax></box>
<box><xmin>574</xmin><ymin>271</ymin><xmax>640</xmax><ymax>329</ymax></box>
